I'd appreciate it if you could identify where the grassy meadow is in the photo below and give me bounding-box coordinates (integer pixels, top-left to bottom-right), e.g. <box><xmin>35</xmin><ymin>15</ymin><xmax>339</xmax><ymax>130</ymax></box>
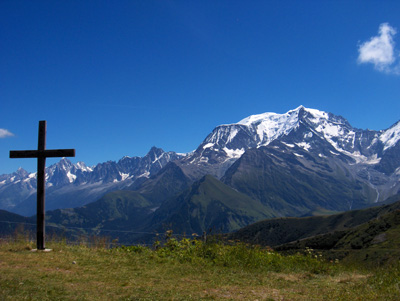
<box><xmin>1</xmin><ymin>234</ymin><xmax>399</xmax><ymax>300</ymax></box>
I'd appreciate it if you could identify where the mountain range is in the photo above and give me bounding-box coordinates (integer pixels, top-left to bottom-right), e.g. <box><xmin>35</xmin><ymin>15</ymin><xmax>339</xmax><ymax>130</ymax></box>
<box><xmin>1</xmin><ymin>106</ymin><xmax>399</xmax><ymax>242</ymax></box>
<box><xmin>0</xmin><ymin>147</ymin><xmax>184</xmax><ymax>216</ymax></box>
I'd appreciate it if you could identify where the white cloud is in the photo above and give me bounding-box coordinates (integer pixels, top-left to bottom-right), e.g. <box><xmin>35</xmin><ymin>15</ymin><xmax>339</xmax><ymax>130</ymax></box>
<box><xmin>0</xmin><ymin>129</ymin><xmax>14</xmax><ymax>138</ymax></box>
<box><xmin>358</xmin><ymin>23</ymin><xmax>399</xmax><ymax>74</ymax></box>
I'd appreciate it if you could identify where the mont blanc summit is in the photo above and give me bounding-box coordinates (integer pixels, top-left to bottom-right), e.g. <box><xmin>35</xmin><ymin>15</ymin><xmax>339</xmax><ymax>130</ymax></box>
<box><xmin>181</xmin><ymin>106</ymin><xmax>399</xmax><ymax>175</ymax></box>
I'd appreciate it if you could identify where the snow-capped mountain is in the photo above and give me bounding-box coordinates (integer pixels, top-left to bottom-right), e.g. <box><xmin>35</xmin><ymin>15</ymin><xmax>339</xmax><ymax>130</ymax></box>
<box><xmin>380</xmin><ymin>121</ymin><xmax>400</xmax><ymax>150</ymax></box>
<box><xmin>183</xmin><ymin>106</ymin><xmax>397</xmax><ymax>171</ymax></box>
<box><xmin>173</xmin><ymin>106</ymin><xmax>400</xmax><ymax>210</ymax></box>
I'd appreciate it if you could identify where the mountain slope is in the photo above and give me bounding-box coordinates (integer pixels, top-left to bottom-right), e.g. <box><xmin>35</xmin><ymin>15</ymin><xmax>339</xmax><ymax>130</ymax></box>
<box><xmin>45</xmin><ymin>190</ymin><xmax>153</xmax><ymax>240</ymax></box>
<box><xmin>222</xmin><ymin>141</ymin><xmax>377</xmax><ymax>216</ymax></box>
<box><xmin>147</xmin><ymin>175</ymin><xmax>276</xmax><ymax>235</ymax></box>
<box><xmin>0</xmin><ymin>210</ymin><xmax>35</xmax><ymax>236</ymax></box>
<box><xmin>129</xmin><ymin>162</ymin><xmax>192</xmax><ymax>205</ymax></box>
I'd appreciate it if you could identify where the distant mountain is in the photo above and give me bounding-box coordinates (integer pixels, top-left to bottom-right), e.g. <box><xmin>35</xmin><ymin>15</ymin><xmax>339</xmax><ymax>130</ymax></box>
<box><xmin>0</xmin><ymin>147</ymin><xmax>184</xmax><ymax>216</ymax></box>
<box><xmin>178</xmin><ymin>106</ymin><xmax>398</xmax><ymax>177</ymax></box>
<box><xmin>1</xmin><ymin>106</ymin><xmax>399</xmax><ymax>240</ymax></box>
<box><xmin>176</xmin><ymin>107</ymin><xmax>400</xmax><ymax>203</ymax></box>
<box><xmin>176</xmin><ymin>106</ymin><xmax>400</xmax><ymax>217</ymax></box>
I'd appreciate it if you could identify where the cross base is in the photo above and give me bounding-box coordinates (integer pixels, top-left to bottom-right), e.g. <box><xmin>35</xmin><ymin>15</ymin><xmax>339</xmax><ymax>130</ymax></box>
<box><xmin>30</xmin><ymin>249</ymin><xmax>53</xmax><ymax>252</ymax></box>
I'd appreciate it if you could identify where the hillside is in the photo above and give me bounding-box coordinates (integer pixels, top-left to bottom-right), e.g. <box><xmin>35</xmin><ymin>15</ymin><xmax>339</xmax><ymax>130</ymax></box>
<box><xmin>229</xmin><ymin>198</ymin><xmax>400</xmax><ymax>247</ymax></box>
<box><xmin>0</xmin><ymin>210</ymin><xmax>35</xmax><ymax>236</ymax></box>
<box><xmin>275</xmin><ymin>207</ymin><xmax>400</xmax><ymax>267</ymax></box>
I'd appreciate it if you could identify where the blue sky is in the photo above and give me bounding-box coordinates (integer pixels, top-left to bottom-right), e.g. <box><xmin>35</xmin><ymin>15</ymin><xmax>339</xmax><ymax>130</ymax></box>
<box><xmin>1</xmin><ymin>0</ymin><xmax>400</xmax><ymax>174</ymax></box>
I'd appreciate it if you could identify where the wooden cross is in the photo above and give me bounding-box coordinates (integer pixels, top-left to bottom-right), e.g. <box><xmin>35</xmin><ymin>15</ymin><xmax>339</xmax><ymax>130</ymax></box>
<box><xmin>10</xmin><ymin>121</ymin><xmax>75</xmax><ymax>250</ymax></box>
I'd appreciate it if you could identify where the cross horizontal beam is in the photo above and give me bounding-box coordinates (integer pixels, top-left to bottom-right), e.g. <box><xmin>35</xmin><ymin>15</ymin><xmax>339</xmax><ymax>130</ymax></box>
<box><xmin>10</xmin><ymin>149</ymin><xmax>75</xmax><ymax>159</ymax></box>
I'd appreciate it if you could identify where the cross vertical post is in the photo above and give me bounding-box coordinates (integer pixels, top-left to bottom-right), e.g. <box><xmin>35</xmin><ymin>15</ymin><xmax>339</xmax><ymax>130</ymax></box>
<box><xmin>37</xmin><ymin>121</ymin><xmax>46</xmax><ymax>250</ymax></box>
<box><xmin>10</xmin><ymin>120</ymin><xmax>75</xmax><ymax>251</ymax></box>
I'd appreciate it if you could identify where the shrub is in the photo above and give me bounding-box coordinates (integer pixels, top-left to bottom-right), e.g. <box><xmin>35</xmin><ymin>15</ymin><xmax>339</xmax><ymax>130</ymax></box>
<box><xmin>113</xmin><ymin>233</ymin><xmax>338</xmax><ymax>275</ymax></box>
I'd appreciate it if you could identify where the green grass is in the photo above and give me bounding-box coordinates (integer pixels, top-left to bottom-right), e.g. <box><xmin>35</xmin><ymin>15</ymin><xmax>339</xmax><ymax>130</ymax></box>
<box><xmin>1</xmin><ymin>235</ymin><xmax>399</xmax><ymax>300</ymax></box>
